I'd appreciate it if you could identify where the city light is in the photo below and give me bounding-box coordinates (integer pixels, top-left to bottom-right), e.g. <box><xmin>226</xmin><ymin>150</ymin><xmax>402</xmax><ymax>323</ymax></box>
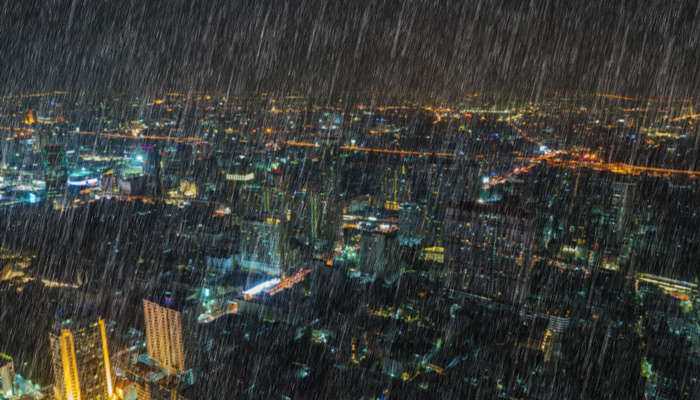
<box><xmin>1</xmin><ymin>4</ymin><xmax>698</xmax><ymax>398</ymax></box>
<box><xmin>243</xmin><ymin>278</ymin><xmax>281</xmax><ymax>297</ymax></box>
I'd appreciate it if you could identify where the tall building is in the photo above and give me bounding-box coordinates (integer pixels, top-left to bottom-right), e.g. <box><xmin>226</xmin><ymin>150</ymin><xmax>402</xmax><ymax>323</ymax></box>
<box><xmin>0</xmin><ymin>354</ymin><xmax>14</xmax><ymax>398</ymax></box>
<box><xmin>237</xmin><ymin>220</ymin><xmax>283</xmax><ymax>276</ymax></box>
<box><xmin>143</xmin><ymin>298</ymin><xmax>186</xmax><ymax>375</ymax></box>
<box><xmin>134</xmin><ymin>380</ymin><xmax>185</xmax><ymax>400</ymax></box>
<box><xmin>359</xmin><ymin>227</ymin><xmax>400</xmax><ymax>278</ymax></box>
<box><xmin>145</xmin><ymin>145</ymin><xmax>163</xmax><ymax>197</ymax></box>
<box><xmin>43</xmin><ymin>143</ymin><xmax>67</xmax><ymax>193</ymax></box>
<box><xmin>610</xmin><ymin>181</ymin><xmax>636</xmax><ymax>236</ymax></box>
<box><xmin>23</xmin><ymin>107</ymin><xmax>37</xmax><ymax>126</ymax></box>
<box><xmin>124</xmin><ymin>360</ymin><xmax>189</xmax><ymax>400</ymax></box>
<box><xmin>398</xmin><ymin>203</ymin><xmax>423</xmax><ymax>245</ymax></box>
<box><xmin>50</xmin><ymin>318</ymin><xmax>114</xmax><ymax>400</ymax></box>
<box><xmin>306</xmin><ymin>192</ymin><xmax>339</xmax><ymax>253</ymax></box>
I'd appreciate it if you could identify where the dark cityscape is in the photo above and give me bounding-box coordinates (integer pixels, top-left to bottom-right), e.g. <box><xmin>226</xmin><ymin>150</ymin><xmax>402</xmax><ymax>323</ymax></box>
<box><xmin>0</xmin><ymin>1</ymin><xmax>699</xmax><ymax>399</ymax></box>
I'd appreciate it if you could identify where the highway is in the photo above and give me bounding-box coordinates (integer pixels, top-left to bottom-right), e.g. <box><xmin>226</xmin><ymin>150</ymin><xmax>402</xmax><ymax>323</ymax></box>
<box><xmin>284</xmin><ymin>140</ymin><xmax>457</xmax><ymax>158</ymax></box>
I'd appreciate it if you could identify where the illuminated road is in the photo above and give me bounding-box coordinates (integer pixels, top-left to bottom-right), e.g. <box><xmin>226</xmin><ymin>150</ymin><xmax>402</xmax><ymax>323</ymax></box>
<box><xmin>487</xmin><ymin>149</ymin><xmax>700</xmax><ymax>188</ymax></box>
<box><xmin>482</xmin><ymin>119</ymin><xmax>554</xmax><ymax>188</ymax></box>
<box><xmin>483</xmin><ymin>151</ymin><xmax>562</xmax><ymax>189</ymax></box>
<box><xmin>0</xmin><ymin>91</ymin><xmax>68</xmax><ymax>100</ymax></box>
<box><xmin>669</xmin><ymin>112</ymin><xmax>700</xmax><ymax>122</ymax></box>
<box><xmin>338</xmin><ymin>144</ymin><xmax>455</xmax><ymax>158</ymax></box>
<box><xmin>284</xmin><ymin>140</ymin><xmax>457</xmax><ymax>158</ymax></box>
<box><xmin>545</xmin><ymin>158</ymin><xmax>700</xmax><ymax>178</ymax></box>
<box><xmin>485</xmin><ymin>120</ymin><xmax>700</xmax><ymax>188</ymax></box>
<box><xmin>0</xmin><ymin>126</ymin><xmax>207</xmax><ymax>144</ymax></box>
<box><xmin>77</xmin><ymin>131</ymin><xmax>207</xmax><ymax>144</ymax></box>
<box><xmin>595</xmin><ymin>93</ymin><xmax>638</xmax><ymax>101</ymax></box>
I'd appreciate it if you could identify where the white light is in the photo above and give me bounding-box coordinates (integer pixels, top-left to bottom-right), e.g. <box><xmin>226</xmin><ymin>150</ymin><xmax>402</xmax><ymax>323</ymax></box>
<box><xmin>67</xmin><ymin>178</ymin><xmax>98</xmax><ymax>187</ymax></box>
<box><xmin>243</xmin><ymin>278</ymin><xmax>280</xmax><ymax>296</ymax></box>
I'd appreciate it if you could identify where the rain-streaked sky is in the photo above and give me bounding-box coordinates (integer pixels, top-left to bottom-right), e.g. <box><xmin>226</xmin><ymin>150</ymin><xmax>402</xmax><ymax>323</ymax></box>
<box><xmin>1</xmin><ymin>0</ymin><xmax>699</xmax><ymax>99</ymax></box>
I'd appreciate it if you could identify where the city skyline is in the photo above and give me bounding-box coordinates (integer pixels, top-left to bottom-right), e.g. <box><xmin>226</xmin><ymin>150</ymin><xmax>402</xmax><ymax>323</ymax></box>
<box><xmin>1</xmin><ymin>1</ymin><xmax>699</xmax><ymax>399</ymax></box>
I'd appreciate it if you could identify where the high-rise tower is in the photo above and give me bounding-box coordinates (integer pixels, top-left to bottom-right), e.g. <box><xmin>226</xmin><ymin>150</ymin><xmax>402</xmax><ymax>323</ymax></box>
<box><xmin>143</xmin><ymin>298</ymin><xmax>186</xmax><ymax>375</ymax></box>
<box><xmin>23</xmin><ymin>107</ymin><xmax>37</xmax><ymax>126</ymax></box>
<box><xmin>0</xmin><ymin>354</ymin><xmax>14</xmax><ymax>398</ymax></box>
<box><xmin>50</xmin><ymin>318</ymin><xmax>114</xmax><ymax>400</ymax></box>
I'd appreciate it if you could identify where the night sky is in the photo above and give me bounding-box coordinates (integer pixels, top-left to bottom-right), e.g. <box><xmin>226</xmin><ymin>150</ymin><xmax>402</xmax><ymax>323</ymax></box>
<box><xmin>1</xmin><ymin>0</ymin><xmax>699</xmax><ymax>99</ymax></box>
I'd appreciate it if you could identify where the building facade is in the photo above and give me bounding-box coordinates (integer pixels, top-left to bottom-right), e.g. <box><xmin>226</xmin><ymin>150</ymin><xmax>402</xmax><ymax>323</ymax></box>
<box><xmin>49</xmin><ymin>318</ymin><xmax>114</xmax><ymax>400</ymax></box>
<box><xmin>0</xmin><ymin>354</ymin><xmax>14</xmax><ymax>398</ymax></box>
<box><xmin>143</xmin><ymin>299</ymin><xmax>186</xmax><ymax>375</ymax></box>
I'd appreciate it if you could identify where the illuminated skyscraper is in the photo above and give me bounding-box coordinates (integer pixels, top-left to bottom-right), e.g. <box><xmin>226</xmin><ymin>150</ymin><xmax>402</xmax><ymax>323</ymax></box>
<box><xmin>609</xmin><ymin>181</ymin><xmax>636</xmax><ymax>236</ymax></box>
<box><xmin>50</xmin><ymin>318</ymin><xmax>114</xmax><ymax>400</ymax></box>
<box><xmin>0</xmin><ymin>354</ymin><xmax>14</xmax><ymax>398</ymax></box>
<box><xmin>143</xmin><ymin>298</ymin><xmax>186</xmax><ymax>375</ymax></box>
<box><xmin>23</xmin><ymin>107</ymin><xmax>37</xmax><ymax>126</ymax></box>
<box><xmin>307</xmin><ymin>192</ymin><xmax>338</xmax><ymax>253</ymax></box>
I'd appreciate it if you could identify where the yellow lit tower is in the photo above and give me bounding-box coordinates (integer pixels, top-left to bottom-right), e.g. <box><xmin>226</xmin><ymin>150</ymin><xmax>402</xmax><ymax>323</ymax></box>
<box><xmin>50</xmin><ymin>318</ymin><xmax>114</xmax><ymax>400</ymax></box>
<box><xmin>383</xmin><ymin>169</ymin><xmax>401</xmax><ymax>211</ymax></box>
<box><xmin>143</xmin><ymin>297</ymin><xmax>186</xmax><ymax>375</ymax></box>
<box><xmin>23</xmin><ymin>106</ymin><xmax>37</xmax><ymax>126</ymax></box>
